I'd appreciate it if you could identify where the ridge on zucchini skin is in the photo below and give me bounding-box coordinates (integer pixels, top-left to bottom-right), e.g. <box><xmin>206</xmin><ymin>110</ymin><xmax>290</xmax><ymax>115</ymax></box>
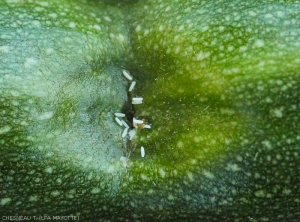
<box><xmin>0</xmin><ymin>0</ymin><xmax>133</xmax><ymax>215</ymax></box>
<box><xmin>122</xmin><ymin>0</ymin><xmax>300</xmax><ymax>220</ymax></box>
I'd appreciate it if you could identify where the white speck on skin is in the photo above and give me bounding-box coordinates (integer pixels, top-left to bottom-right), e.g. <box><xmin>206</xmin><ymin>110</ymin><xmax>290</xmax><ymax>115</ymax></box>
<box><xmin>158</xmin><ymin>25</ymin><xmax>164</xmax><ymax>31</ymax></box>
<box><xmin>187</xmin><ymin>172</ymin><xmax>194</xmax><ymax>181</ymax></box>
<box><xmin>11</xmin><ymin>100</ymin><xmax>19</xmax><ymax>106</ymax></box>
<box><xmin>34</xmin><ymin>7</ymin><xmax>43</xmax><ymax>12</ymax></box>
<box><xmin>258</xmin><ymin>61</ymin><xmax>265</xmax><ymax>67</ymax></box>
<box><xmin>194</xmin><ymin>136</ymin><xmax>201</xmax><ymax>143</ymax></box>
<box><xmin>0</xmin><ymin>198</ymin><xmax>11</xmax><ymax>206</ymax></box>
<box><xmin>0</xmin><ymin>126</ymin><xmax>11</xmax><ymax>134</ymax></box>
<box><xmin>135</xmin><ymin>25</ymin><xmax>141</xmax><ymax>32</ymax></box>
<box><xmin>272</xmin><ymin>107</ymin><xmax>284</xmax><ymax>118</ymax></box>
<box><xmin>45</xmin><ymin>167</ymin><xmax>53</xmax><ymax>174</ymax></box>
<box><xmin>168</xmin><ymin>194</ymin><xmax>175</xmax><ymax>200</ymax></box>
<box><xmin>69</xmin><ymin>22</ymin><xmax>76</xmax><ymax>28</ymax></box>
<box><xmin>5</xmin><ymin>0</ymin><xmax>18</xmax><ymax>3</ymax></box>
<box><xmin>29</xmin><ymin>195</ymin><xmax>38</xmax><ymax>202</ymax></box>
<box><xmin>226</xmin><ymin>163</ymin><xmax>241</xmax><ymax>172</ymax></box>
<box><xmin>107</xmin><ymin>165</ymin><xmax>115</xmax><ymax>173</ymax></box>
<box><xmin>276</xmin><ymin>154</ymin><xmax>282</xmax><ymax>160</ymax></box>
<box><xmin>45</xmin><ymin>48</ymin><xmax>54</xmax><ymax>55</ymax></box>
<box><xmin>147</xmin><ymin>189</ymin><xmax>154</xmax><ymax>195</ymax></box>
<box><xmin>120</xmin><ymin>156</ymin><xmax>128</xmax><ymax>167</ymax></box>
<box><xmin>248</xmin><ymin>11</ymin><xmax>257</xmax><ymax>16</ymax></box>
<box><xmin>91</xmin><ymin>188</ymin><xmax>100</xmax><ymax>194</ymax></box>
<box><xmin>203</xmin><ymin>171</ymin><xmax>215</xmax><ymax>179</ymax></box>
<box><xmin>227</xmin><ymin>45</ymin><xmax>234</xmax><ymax>51</ymax></box>
<box><xmin>178</xmin><ymin>25</ymin><xmax>184</xmax><ymax>31</ymax></box>
<box><xmin>262</xmin><ymin>140</ymin><xmax>272</xmax><ymax>149</ymax></box>
<box><xmin>159</xmin><ymin>168</ymin><xmax>166</xmax><ymax>178</ymax></box>
<box><xmin>0</xmin><ymin>45</ymin><xmax>10</xmax><ymax>53</ymax></box>
<box><xmin>239</xmin><ymin>46</ymin><xmax>248</xmax><ymax>52</ymax></box>
<box><xmin>255</xmin><ymin>190</ymin><xmax>265</xmax><ymax>197</ymax></box>
<box><xmin>93</xmin><ymin>24</ymin><xmax>101</xmax><ymax>31</ymax></box>
<box><xmin>51</xmin><ymin>190</ymin><xmax>60</xmax><ymax>197</ymax></box>
<box><xmin>141</xmin><ymin>174</ymin><xmax>148</xmax><ymax>180</ymax></box>
<box><xmin>264</xmin><ymin>13</ymin><xmax>274</xmax><ymax>19</ymax></box>
<box><xmin>254</xmin><ymin>39</ymin><xmax>265</xmax><ymax>48</ymax></box>
<box><xmin>195</xmin><ymin>51</ymin><xmax>210</xmax><ymax>61</ymax></box>
<box><xmin>104</xmin><ymin>16</ymin><xmax>111</xmax><ymax>22</ymax></box>
<box><xmin>37</xmin><ymin>111</ymin><xmax>53</xmax><ymax>120</ymax></box>
<box><xmin>48</xmin><ymin>13</ymin><xmax>57</xmax><ymax>19</ymax></box>
<box><xmin>276</xmin><ymin>11</ymin><xmax>284</xmax><ymax>17</ymax></box>
<box><xmin>117</xmin><ymin>34</ymin><xmax>125</xmax><ymax>42</ymax></box>
<box><xmin>219</xmin><ymin>26</ymin><xmax>225</xmax><ymax>31</ymax></box>
<box><xmin>175</xmin><ymin>46</ymin><xmax>181</xmax><ymax>54</ymax></box>
<box><xmin>24</xmin><ymin>58</ymin><xmax>39</xmax><ymax>68</ymax></box>
<box><xmin>177</xmin><ymin>141</ymin><xmax>184</xmax><ymax>148</ymax></box>
<box><xmin>282</xmin><ymin>188</ymin><xmax>291</xmax><ymax>195</ymax></box>
<box><xmin>174</xmin><ymin>35</ymin><xmax>180</xmax><ymax>41</ymax></box>
<box><xmin>190</xmin><ymin>159</ymin><xmax>197</xmax><ymax>164</ymax></box>
<box><xmin>37</xmin><ymin>1</ymin><xmax>49</xmax><ymax>7</ymax></box>
<box><xmin>32</xmin><ymin>20</ymin><xmax>41</xmax><ymax>27</ymax></box>
<box><xmin>184</xmin><ymin>7</ymin><xmax>191</xmax><ymax>13</ymax></box>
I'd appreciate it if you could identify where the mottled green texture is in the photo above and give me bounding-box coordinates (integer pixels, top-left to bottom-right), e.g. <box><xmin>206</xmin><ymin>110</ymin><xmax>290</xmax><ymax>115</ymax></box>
<box><xmin>1</xmin><ymin>0</ymin><xmax>300</xmax><ymax>221</ymax></box>
<box><xmin>125</xmin><ymin>1</ymin><xmax>300</xmax><ymax>221</ymax></box>
<box><xmin>0</xmin><ymin>0</ymin><xmax>131</xmax><ymax>214</ymax></box>
<box><xmin>129</xmin><ymin>0</ymin><xmax>300</xmax><ymax>168</ymax></box>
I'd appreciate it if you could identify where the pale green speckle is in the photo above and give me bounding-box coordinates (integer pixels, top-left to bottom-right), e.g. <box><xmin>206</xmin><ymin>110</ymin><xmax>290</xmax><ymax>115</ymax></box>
<box><xmin>225</xmin><ymin>163</ymin><xmax>241</xmax><ymax>172</ymax></box>
<box><xmin>24</xmin><ymin>58</ymin><xmax>39</xmax><ymax>69</ymax></box>
<box><xmin>177</xmin><ymin>141</ymin><xmax>184</xmax><ymax>148</ymax></box>
<box><xmin>0</xmin><ymin>126</ymin><xmax>11</xmax><ymax>134</ymax></box>
<box><xmin>91</xmin><ymin>188</ymin><xmax>100</xmax><ymax>194</ymax></box>
<box><xmin>159</xmin><ymin>168</ymin><xmax>166</xmax><ymax>178</ymax></box>
<box><xmin>45</xmin><ymin>167</ymin><xmax>53</xmax><ymax>174</ymax></box>
<box><xmin>283</xmin><ymin>188</ymin><xmax>292</xmax><ymax>195</ymax></box>
<box><xmin>272</xmin><ymin>107</ymin><xmax>284</xmax><ymax>118</ymax></box>
<box><xmin>140</xmin><ymin>174</ymin><xmax>148</xmax><ymax>180</ymax></box>
<box><xmin>104</xmin><ymin>16</ymin><xmax>112</xmax><ymax>22</ymax></box>
<box><xmin>51</xmin><ymin>190</ymin><xmax>60</xmax><ymax>197</ymax></box>
<box><xmin>29</xmin><ymin>195</ymin><xmax>38</xmax><ymax>202</ymax></box>
<box><xmin>69</xmin><ymin>21</ymin><xmax>76</xmax><ymax>28</ymax></box>
<box><xmin>203</xmin><ymin>171</ymin><xmax>215</xmax><ymax>180</ymax></box>
<box><xmin>0</xmin><ymin>45</ymin><xmax>10</xmax><ymax>53</ymax></box>
<box><xmin>1</xmin><ymin>198</ymin><xmax>12</xmax><ymax>206</ymax></box>
<box><xmin>167</xmin><ymin>194</ymin><xmax>175</xmax><ymax>200</ymax></box>
<box><xmin>255</xmin><ymin>190</ymin><xmax>266</xmax><ymax>197</ymax></box>
<box><xmin>187</xmin><ymin>171</ymin><xmax>194</xmax><ymax>181</ymax></box>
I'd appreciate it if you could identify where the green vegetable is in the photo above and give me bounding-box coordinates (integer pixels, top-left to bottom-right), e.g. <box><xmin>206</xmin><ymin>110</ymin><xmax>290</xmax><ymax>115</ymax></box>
<box><xmin>1</xmin><ymin>0</ymin><xmax>299</xmax><ymax>221</ymax></box>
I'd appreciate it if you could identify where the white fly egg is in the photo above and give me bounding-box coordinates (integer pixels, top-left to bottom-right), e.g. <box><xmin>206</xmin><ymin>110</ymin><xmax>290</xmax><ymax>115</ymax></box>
<box><xmin>141</xmin><ymin>146</ymin><xmax>145</xmax><ymax>157</ymax></box>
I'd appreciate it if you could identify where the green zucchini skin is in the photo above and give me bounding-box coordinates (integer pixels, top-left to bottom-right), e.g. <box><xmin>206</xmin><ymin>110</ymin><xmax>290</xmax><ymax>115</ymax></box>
<box><xmin>1</xmin><ymin>0</ymin><xmax>300</xmax><ymax>221</ymax></box>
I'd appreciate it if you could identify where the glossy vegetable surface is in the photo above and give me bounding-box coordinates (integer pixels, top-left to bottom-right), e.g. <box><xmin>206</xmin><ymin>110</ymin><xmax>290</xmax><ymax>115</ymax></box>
<box><xmin>1</xmin><ymin>0</ymin><xmax>299</xmax><ymax>221</ymax></box>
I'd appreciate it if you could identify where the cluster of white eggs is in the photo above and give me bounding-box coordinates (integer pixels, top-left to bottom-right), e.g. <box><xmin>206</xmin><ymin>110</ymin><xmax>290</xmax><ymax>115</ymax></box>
<box><xmin>115</xmin><ymin>69</ymin><xmax>151</xmax><ymax>161</ymax></box>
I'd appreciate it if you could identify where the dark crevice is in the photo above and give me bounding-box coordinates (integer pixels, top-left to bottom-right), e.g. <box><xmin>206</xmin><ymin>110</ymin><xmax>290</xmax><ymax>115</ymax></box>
<box><xmin>121</xmin><ymin>93</ymin><xmax>136</xmax><ymax>129</ymax></box>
